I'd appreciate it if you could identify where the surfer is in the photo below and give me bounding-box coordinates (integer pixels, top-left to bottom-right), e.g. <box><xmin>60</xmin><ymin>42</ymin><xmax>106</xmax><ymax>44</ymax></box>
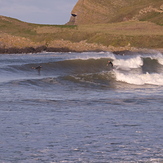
<box><xmin>107</xmin><ymin>61</ymin><xmax>113</xmax><ymax>68</ymax></box>
<box><xmin>32</xmin><ymin>65</ymin><xmax>42</xmax><ymax>75</ymax></box>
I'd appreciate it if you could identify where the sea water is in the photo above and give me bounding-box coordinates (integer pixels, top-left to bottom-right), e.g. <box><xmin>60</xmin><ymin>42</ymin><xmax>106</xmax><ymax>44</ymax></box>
<box><xmin>0</xmin><ymin>51</ymin><xmax>163</xmax><ymax>163</ymax></box>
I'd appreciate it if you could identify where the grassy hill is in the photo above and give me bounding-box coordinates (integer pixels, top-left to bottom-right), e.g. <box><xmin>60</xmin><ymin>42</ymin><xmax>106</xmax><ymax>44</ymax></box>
<box><xmin>0</xmin><ymin>10</ymin><xmax>163</xmax><ymax>53</ymax></box>
<box><xmin>68</xmin><ymin>0</ymin><xmax>163</xmax><ymax>25</ymax></box>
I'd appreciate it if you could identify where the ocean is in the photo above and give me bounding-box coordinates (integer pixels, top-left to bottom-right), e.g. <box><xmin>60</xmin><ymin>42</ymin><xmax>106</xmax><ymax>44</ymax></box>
<box><xmin>0</xmin><ymin>51</ymin><xmax>163</xmax><ymax>163</ymax></box>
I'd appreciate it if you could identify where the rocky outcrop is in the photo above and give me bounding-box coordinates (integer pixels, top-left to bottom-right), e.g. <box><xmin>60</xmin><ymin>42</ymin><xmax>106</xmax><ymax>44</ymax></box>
<box><xmin>67</xmin><ymin>0</ymin><xmax>163</xmax><ymax>25</ymax></box>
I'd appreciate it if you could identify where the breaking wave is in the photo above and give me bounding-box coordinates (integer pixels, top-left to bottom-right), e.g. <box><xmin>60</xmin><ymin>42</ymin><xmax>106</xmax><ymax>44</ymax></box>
<box><xmin>0</xmin><ymin>51</ymin><xmax>163</xmax><ymax>86</ymax></box>
<box><xmin>112</xmin><ymin>52</ymin><xmax>163</xmax><ymax>85</ymax></box>
<box><xmin>114</xmin><ymin>70</ymin><xmax>163</xmax><ymax>85</ymax></box>
<box><xmin>113</xmin><ymin>56</ymin><xmax>143</xmax><ymax>69</ymax></box>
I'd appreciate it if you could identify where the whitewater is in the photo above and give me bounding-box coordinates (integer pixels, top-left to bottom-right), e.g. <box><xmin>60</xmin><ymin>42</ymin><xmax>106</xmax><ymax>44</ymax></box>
<box><xmin>0</xmin><ymin>51</ymin><xmax>163</xmax><ymax>163</ymax></box>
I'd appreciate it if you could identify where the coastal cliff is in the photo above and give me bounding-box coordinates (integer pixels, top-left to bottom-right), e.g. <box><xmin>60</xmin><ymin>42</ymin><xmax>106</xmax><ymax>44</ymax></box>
<box><xmin>67</xmin><ymin>0</ymin><xmax>163</xmax><ymax>25</ymax></box>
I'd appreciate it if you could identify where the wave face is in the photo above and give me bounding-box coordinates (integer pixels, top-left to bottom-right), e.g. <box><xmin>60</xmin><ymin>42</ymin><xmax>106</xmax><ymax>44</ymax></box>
<box><xmin>0</xmin><ymin>51</ymin><xmax>163</xmax><ymax>87</ymax></box>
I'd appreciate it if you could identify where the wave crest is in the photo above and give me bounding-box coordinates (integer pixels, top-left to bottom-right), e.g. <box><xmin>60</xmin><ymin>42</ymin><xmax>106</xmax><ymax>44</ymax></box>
<box><xmin>113</xmin><ymin>56</ymin><xmax>143</xmax><ymax>69</ymax></box>
<box><xmin>114</xmin><ymin>70</ymin><xmax>163</xmax><ymax>85</ymax></box>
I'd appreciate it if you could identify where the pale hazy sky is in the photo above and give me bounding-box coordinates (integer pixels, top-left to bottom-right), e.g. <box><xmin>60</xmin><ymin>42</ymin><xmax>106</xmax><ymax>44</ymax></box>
<box><xmin>0</xmin><ymin>0</ymin><xmax>78</xmax><ymax>24</ymax></box>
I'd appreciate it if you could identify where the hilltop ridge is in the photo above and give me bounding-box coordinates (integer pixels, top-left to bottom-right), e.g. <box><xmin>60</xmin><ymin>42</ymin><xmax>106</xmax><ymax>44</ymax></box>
<box><xmin>68</xmin><ymin>0</ymin><xmax>163</xmax><ymax>25</ymax></box>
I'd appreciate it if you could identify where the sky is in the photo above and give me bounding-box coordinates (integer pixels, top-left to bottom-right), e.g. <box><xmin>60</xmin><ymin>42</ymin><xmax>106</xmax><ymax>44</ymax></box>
<box><xmin>0</xmin><ymin>0</ymin><xmax>78</xmax><ymax>24</ymax></box>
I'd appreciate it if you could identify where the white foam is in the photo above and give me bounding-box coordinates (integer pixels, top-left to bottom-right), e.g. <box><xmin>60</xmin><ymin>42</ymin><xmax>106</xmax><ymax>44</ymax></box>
<box><xmin>113</xmin><ymin>56</ymin><xmax>143</xmax><ymax>70</ymax></box>
<box><xmin>66</xmin><ymin>52</ymin><xmax>116</xmax><ymax>60</ymax></box>
<box><xmin>114</xmin><ymin>70</ymin><xmax>163</xmax><ymax>85</ymax></box>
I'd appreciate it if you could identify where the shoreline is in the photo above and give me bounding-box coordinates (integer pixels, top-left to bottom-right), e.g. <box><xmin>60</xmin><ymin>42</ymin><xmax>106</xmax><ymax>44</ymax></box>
<box><xmin>0</xmin><ymin>46</ymin><xmax>162</xmax><ymax>55</ymax></box>
<box><xmin>0</xmin><ymin>39</ymin><xmax>162</xmax><ymax>55</ymax></box>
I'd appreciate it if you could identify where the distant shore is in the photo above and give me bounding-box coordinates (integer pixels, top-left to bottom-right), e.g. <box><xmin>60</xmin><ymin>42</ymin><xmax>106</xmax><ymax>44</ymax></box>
<box><xmin>0</xmin><ymin>44</ymin><xmax>162</xmax><ymax>55</ymax></box>
<box><xmin>0</xmin><ymin>37</ymin><xmax>162</xmax><ymax>55</ymax></box>
<box><xmin>0</xmin><ymin>46</ymin><xmax>73</xmax><ymax>54</ymax></box>
<box><xmin>0</xmin><ymin>47</ymin><xmax>162</xmax><ymax>55</ymax></box>
<box><xmin>0</xmin><ymin>16</ymin><xmax>162</xmax><ymax>55</ymax></box>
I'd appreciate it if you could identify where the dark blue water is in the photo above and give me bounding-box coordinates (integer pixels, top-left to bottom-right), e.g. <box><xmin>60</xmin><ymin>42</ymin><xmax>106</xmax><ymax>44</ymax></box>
<box><xmin>0</xmin><ymin>51</ymin><xmax>163</xmax><ymax>163</ymax></box>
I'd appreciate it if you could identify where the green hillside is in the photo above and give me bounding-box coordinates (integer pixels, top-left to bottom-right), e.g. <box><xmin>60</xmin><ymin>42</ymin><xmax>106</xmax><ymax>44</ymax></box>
<box><xmin>68</xmin><ymin>0</ymin><xmax>163</xmax><ymax>25</ymax></box>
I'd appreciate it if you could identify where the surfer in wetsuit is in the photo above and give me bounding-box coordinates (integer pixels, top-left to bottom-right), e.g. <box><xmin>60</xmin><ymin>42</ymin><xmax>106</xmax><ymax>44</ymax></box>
<box><xmin>32</xmin><ymin>65</ymin><xmax>42</xmax><ymax>75</ymax></box>
<box><xmin>107</xmin><ymin>61</ymin><xmax>113</xmax><ymax>68</ymax></box>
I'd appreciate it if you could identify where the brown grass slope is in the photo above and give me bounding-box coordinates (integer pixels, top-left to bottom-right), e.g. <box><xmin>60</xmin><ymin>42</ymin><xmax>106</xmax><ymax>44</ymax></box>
<box><xmin>68</xmin><ymin>0</ymin><xmax>163</xmax><ymax>25</ymax></box>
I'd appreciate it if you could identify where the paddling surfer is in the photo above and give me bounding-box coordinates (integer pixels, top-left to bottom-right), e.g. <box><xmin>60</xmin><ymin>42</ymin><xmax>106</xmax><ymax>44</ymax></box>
<box><xmin>32</xmin><ymin>65</ymin><xmax>42</xmax><ymax>75</ymax></box>
<box><xmin>107</xmin><ymin>61</ymin><xmax>113</xmax><ymax>68</ymax></box>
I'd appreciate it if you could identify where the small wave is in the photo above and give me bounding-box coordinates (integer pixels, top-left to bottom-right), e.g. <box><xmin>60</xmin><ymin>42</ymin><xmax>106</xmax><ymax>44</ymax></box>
<box><xmin>0</xmin><ymin>75</ymin><xmax>59</xmax><ymax>87</ymax></box>
<box><xmin>62</xmin><ymin>71</ymin><xmax>115</xmax><ymax>87</ymax></box>
<box><xmin>136</xmin><ymin>52</ymin><xmax>163</xmax><ymax>66</ymax></box>
<box><xmin>149</xmin><ymin>53</ymin><xmax>163</xmax><ymax>65</ymax></box>
<box><xmin>114</xmin><ymin>70</ymin><xmax>163</xmax><ymax>85</ymax></box>
<box><xmin>78</xmin><ymin>51</ymin><xmax>116</xmax><ymax>60</ymax></box>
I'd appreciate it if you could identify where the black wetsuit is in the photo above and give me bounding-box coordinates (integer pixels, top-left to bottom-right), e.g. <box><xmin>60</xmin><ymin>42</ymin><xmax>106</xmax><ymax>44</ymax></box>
<box><xmin>109</xmin><ymin>61</ymin><xmax>113</xmax><ymax>68</ymax></box>
<box><xmin>33</xmin><ymin>66</ymin><xmax>42</xmax><ymax>75</ymax></box>
<box><xmin>107</xmin><ymin>61</ymin><xmax>113</xmax><ymax>68</ymax></box>
<box><xmin>35</xmin><ymin>66</ymin><xmax>42</xmax><ymax>70</ymax></box>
